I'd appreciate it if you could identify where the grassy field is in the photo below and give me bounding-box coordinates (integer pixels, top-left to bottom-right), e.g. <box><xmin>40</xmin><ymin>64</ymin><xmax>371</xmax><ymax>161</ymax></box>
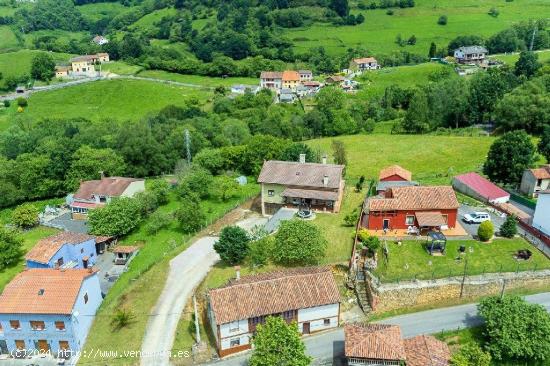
<box><xmin>78</xmin><ymin>2</ymin><xmax>128</xmax><ymax>23</ymax></box>
<box><xmin>489</xmin><ymin>49</ymin><xmax>550</xmax><ymax>65</ymax></box>
<box><xmin>0</xmin><ymin>26</ymin><xmax>19</xmax><ymax>52</ymax></box>
<box><xmin>373</xmin><ymin>239</ymin><xmax>550</xmax><ymax>282</ymax></box>
<box><xmin>0</xmin><ymin>50</ymin><xmax>73</xmax><ymax>85</ymax></box>
<box><xmin>102</xmin><ymin>61</ymin><xmax>144</xmax><ymax>75</ymax></box>
<box><xmin>129</xmin><ymin>7</ymin><xmax>177</xmax><ymax>33</ymax></box>
<box><xmin>22</xmin><ymin>30</ymin><xmax>88</xmax><ymax>49</ymax></box>
<box><xmin>285</xmin><ymin>0</ymin><xmax>550</xmax><ymax>56</ymax></box>
<box><xmin>138</xmin><ymin>69</ymin><xmax>258</xmax><ymax>87</ymax></box>
<box><xmin>79</xmin><ymin>179</ymin><xmax>259</xmax><ymax>366</ymax></box>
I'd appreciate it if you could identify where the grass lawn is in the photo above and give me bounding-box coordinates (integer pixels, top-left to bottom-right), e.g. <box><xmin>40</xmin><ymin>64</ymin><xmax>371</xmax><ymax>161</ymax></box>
<box><xmin>102</xmin><ymin>61</ymin><xmax>143</xmax><ymax>75</ymax></box>
<box><xmin>373</xmin><ymin>238</ymin><xmax>550</xmax><ymax>282</ymax></box>
<box><xmin>137</xmin><ymin>69</ymin><xmax>258</xmax><ymax>87</ymax></box>
<box><xmin>129</xmin><ymin>7</ymin><xmax>177</xmax><ymax>33</ymax></box>
<box><xmin>284</xmin><ymin>0</ymin><xmax>550</xmax><ymax>56</ymax></box>
<box><xmin>489</xmin><ymin>49</ymin><xmax>550</xmax><ymax>65</ymax></box>
<box><xmin>0</xmin><ymin>26</ymin><xmax>20</xmax><ymax>52</ymax></box>
<box><xmin>0</xmin><ymin>50</ymin><xmax>73</xmax><ymax>87</ymax></box>
<box><xmin>79</xmin><ymin>179</ymin><xmax>259</xmax><ymax>365</ymax></box>
<box><xmin>78</xmin><ymin>2</ymin><xmax>128</xmax><ymax>23</ymax></box>
<box><xmin>306</xmin><ymin>133</ymin><xmax>493</xmax><ymax>183</ymax></box>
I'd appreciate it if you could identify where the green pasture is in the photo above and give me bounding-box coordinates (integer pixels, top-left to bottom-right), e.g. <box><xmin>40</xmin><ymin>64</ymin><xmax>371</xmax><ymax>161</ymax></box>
<box><xmin>0</xmin><ymin>26</ymin><xmax>19</xmax><ymax>52</ymax></box>
<box><xmin>138</xmin><ymin>69</ymin><xmax>258</xmax><ymax>87</ymax></box>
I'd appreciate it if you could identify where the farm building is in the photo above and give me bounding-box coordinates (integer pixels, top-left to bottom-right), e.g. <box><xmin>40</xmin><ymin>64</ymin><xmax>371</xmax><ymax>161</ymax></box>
<box><xmin>452</xmin><ymin>172</ymin><xmax>510</xmax><ymax>204</ymax></box>
<box><xmin>533</xmin><ymin>191</ymin><xmax>550</xmax><ymax>236</ymax></box>
<box><xmin>520</xmin><ymin>165</ymin><xmax>550</xmax><ymax>198</ymax></box>
<box><xmin>208</xmin><ymin>267</ymin><xmax>340</xmax><ymax>357</ymax></box>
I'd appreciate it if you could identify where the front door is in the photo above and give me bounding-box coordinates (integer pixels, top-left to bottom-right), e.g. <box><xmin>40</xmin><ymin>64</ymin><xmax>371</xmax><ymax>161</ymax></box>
<box><xmin>303</xmin><ymin>322</ymin><xmax>310</xmax><ymax>335</ymax></box>
<box><xmin>83</xmin><ymin>258</ymin><xmax>88</xmax><ymax>269</ymax></box>
<box><xmin>383</xmin><ymin>219</ymin><xmax>390</xmax><ymax>230</ymax></box>
<box><xmin>37</xmin><ymin>340</ymin><xmax>49</xmax><ymax>353</ymax></box>
<box><xmin>0</xmin><ymin>340</ymin><xmax>7</xmax><ymax>354</ymax></box>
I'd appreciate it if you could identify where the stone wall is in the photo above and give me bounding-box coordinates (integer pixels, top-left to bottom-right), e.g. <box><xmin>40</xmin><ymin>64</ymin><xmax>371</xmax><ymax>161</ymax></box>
<box><xmin>367</xmin><ymin>269</ymin><xmax>550</xmax><ymax>313</ymax></box>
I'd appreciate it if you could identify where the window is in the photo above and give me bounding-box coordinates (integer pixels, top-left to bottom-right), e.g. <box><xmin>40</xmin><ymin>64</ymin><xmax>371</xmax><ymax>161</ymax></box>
<box><xmin>30</xmin><ymin>321</ymin><xmax>45</xmax><ymax>330</ymax></box>
<box><xmin>406</xmin><ymin>215</ymin><xmax>415</xmax><ymax>226</ymax></box>
<box><xmin>9</xmin><ymin>320</ymin><xmax>20</xmax><ymax>330</ymax></box>
<box><xmin>0</xmin><ymin>322</ymin><xmax>3</xmax><ymax>333</ymax></box>
<box><xmin>230</xmin><ymin>339</ymin><xmax>240</xmax><ymax>347</ymax></box>
<box><xmin>229</xmin><ymin>321</ymin><xmax>240</xmax><ymax>333</ymax></box>
<box><xmin>57</xmin><ymin>257</ymin><xmax>64</xmax><ymax>267</ymax></box>
<box><xmin>81</xmin><ymin>248</ymin><xmax>84</xmax><ymax>254</ymax></box>
<box><xmin>267</xmin><ymin>190</ymin><xmax>274</xmax><ymax>197</ymax></box>
<box><xmin>84</xmin><ymin>293</ymin><xmax>89</xmax><ymax>304</ymax></box>
<box><xmin>55</xmin><ymin>321</ymin><xmax>65</xmax><ymax>331</ymax></box>
<box><xmin>442</xmin><ymin>214</ymin><xmax>448</xmax><ymax>224</ymax></box>
<box><xmin>324</xmin><ymin>319</ymin><xmax>330</xmax><ymax>326</ymax></box>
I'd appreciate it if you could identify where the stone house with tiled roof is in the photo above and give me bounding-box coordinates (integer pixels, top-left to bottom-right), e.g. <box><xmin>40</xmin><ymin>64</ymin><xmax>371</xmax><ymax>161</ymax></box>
<box><xmin>362</xmin><ymin>186</ymin><xmax>459</xmax><ymax>231</ymax></box>
<box><xmin>208</xmin><ymin>267</ymin><xmax>340</xmax><ymax>357</ymax></box>
<box><xmin>520</xmin><ymin>165</ymin><xmax>550</xmax><ymax>198</ymax></box>
<box><xmin>0</xmin><ymin>269</ymin><xmax>101</xmax><ymax>358</ymax></box>
<box><xmin>257</xmin><ymin>155</ymin><xmax>345</xmax><ymax>215</ymax></box>
<box><xmin>345</xmin><ymin>323</ymin><xmax>450</xmax><ymax>366</ymax></box>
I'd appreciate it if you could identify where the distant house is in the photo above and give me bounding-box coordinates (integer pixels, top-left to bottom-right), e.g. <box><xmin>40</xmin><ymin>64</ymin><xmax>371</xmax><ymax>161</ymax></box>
<box><xmin>113</xmin><ymin>246</ymin><xmax>138</xmax><ymax>265</ymax></box>
<box><xmin>282</xmin><ymin>70</ymin><xmax>301</xmax><ymax>90</ymax></box>
<box><xmin>533</xmin><ymin>191</ymin><xmax>550</xmax><ymax>236</ymax></box>
<box><xmin>345</xmin><ymin>323</ymin><xmax>450</xmax><ymax>366</ymax></box>
<box><xmin>325</xmin><ymin>75</ymin><xmax>346</xmax><ymax>85</ymax></box>
<box><xmin>208</xmin><ymin>267</ymin><xmax>340</xmax><ymax>357</ymax></box>
<box><xmin>452</xmin><ymin>172</ymin><xmax>510</xmax><ymax>204</ymax></box>
<box><xmin>259</xmin><ymin>71</ymin><xmax>283</xmax><ymax>90</ymax></box>
<box><xmin>376</xmin><ymin>165</ymin><xmax>418</xmax><ymax>195</ymax></box>
<box><xmin>55</xmin><ymin>66</ymin><xmax>70</xmax><ymax>78</ymax></box>
<box><xmin>92</xmin><ymin>35</ymin><xmax>109</xmax><ymax>46</ymax></box>
<box><xmin>362</xmin><ymin>186</ymin><xmax>459</xmax><ymax>231</ymax></box>
<box><xmin>0</xmin><ymin>269</ymin><xmax>102</xmax><ymax>358</ymax></box>
<box><xmin>349</xmin><ymin>57</ymin><xmax>379</xmax><ymax>72</ymax></box>
<box><xmin>257</xmin><ymin>155</ymin><xmax>345</xmax><ymax>215</ymax></box>
<box><xmin>454</xmin><ymin>46</ymin><xmax>488</xmax><ymax>64</ymax></box>
<box><xmin>303</xmin><ymin>81</ymin><xmax>321</xmax><ymax>89</ymax></box>
<box><xmin>25</xmin><ymin>232</ymin><xmax>106</xmax><ymax>269</ymax></box>
<box><xmin>298</xmin><ymin>70</ymin><xmax>313</xmax><ymax>82</ymax></box>
<box><xmin>230</xmin><ymin>84</ymin><xmax>259</xmax><ymax>95</ymax></box>
<box><xmin>520</xmin><ymin>165</ymin><xmax>550</xmax><ymax>198</ymax></box>
<box><xmin>70</xmin><ymin>177</ymin><xmax>145</xmax><ymax>219</ymax></box>
<box><xmin>69</xmin><ymin>53</ymin><xmax>110</xmax><ymax>77</ymax></box>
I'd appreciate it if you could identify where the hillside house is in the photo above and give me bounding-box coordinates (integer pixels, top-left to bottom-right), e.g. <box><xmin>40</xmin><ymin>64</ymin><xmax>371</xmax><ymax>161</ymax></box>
<box><xmin>113</xmin><ymin>246</ymin><xmax>138</xmax><ymax>265</ymax></box>
<box><xmin>533</xmin><ymin>191</ymin><xmax>550</xmax><ymax>236</ymax></box>
<box><xmin>452</xmin><ymin>172</ymin><xmax>509</xmax><ymax>204</ymax></box>
<box><xmin>520</xmin><ymin>165</ymin><xmax>550</xmax><ymax>198</ymax></box>
<box><xmin>298</xmin><ymin>70</ymin><xmax>313</xmax><ymax>82</ymax></box>
<box><xmin>55</xmin><ymin>66</ymin><xmax>70</xmax><ymax>78</ymax></box>
<box><xmin>345</xmin><ymin>324</ymin><xmax>450</xmax><ymax>366</ymax></box>
<box><xmin>376</xmin><ymin>165</ymin><xmax>418</xmax><ymax>194</ymax></box>
<box><xmin>349</xmin><ymin>57</ymin><xmax>379</xmax><ymax>72</ymax></box>
<box><xmin>282</xmin><ymin>70</ymin><xmax>301</xmax><ymax>90</ymax></box>
<box><xmin>25</xmin><ymin>232</ymin><xmax>107</xmax><ymax>269</ymax></box>
<box><xmin>208</xmin><ymin>267</ymin><xmax>340</xmax><ymax>357</ymax></box>
<box><xmin>0</xmin><ymin>269</ymin><xmax>102</xmax><ymax>358</ymax></box>
<box><xmin>259</xmin><ymin>71</ymin><xmax>283</xmax><ymax>89</ymax></box>
<box><xmin>70</xmin><ymin>177</ymin><xmax>145</xmax><ymax>219</ymax></box>
<box><xmin>453</xmin><ymin>46</ymin><xmax>488</xmax><ymax>64</ymax></box>
<box><xmin>69</xmin><ymin>53</ymin><xmax>110</xmax><ymax>77</ymax></box>
<box><xmin>325</xmin><ymin>75</ymin><xmax>346</xmax><ymax>85</ymax></box>
<box><xmin>362</xmin><ymin>186</ymin><xmax>459</xmax><ymax>231</ymax></box>
<box><xmin>257</xmin><ymin>155</ymin><xmax>345</xmax><ymax>215</ymax></box>
<box><xmin>92</xmin><ymin>35</ymin><xmax>109</xmax><ymax>46</ymax></box>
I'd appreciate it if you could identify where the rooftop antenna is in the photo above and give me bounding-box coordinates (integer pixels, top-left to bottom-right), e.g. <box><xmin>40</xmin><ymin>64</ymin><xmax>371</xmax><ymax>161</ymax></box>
<box><xmin>185</xmin><ymin>129</ymin><xmax>191</xmax><ymax>164</ymax></box>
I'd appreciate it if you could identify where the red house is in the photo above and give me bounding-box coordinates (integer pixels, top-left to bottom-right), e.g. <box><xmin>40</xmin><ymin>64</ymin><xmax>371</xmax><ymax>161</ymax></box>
<box><xmin>379</xmin><ymin>165</ymin><xmax>412</xmax><ymax>182</ymax></box>
<box><xmin>363</xmin><ymin>186</ymin><xmax>459</xmax><ymax>231</ymax></box>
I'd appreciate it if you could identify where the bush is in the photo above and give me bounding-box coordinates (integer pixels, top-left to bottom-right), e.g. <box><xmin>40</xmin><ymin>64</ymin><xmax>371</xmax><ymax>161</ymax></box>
<box><xmin>386</xmin><ymin>9</ymin><xmax>394</xmax><ymax>15</ymax></box>
<box><xmin>488</xmin><ymin>7</ymin><xmax>499</xmax><ymax>17</ymax></box>
<box><xmin>343</xmin><ymin>207</ymin><xmax>360</xmax><ymax>226</ymax></box>
<box><xmin>88</xmin><ymin>197</ymin><xmax>143</xmax><ymax>237</ymax></box>
<box><xmin>12</xmin><ymin>203</ymin><xmax>39</xmax><ymax>228</ymax></box>
<box><xmin>175</xmin><ymin>198</ymin><xmax>205</xmax><ymax>233</ymax></box>
<box><xmin>499</xmin><ymin>215</ymin><xmax>517</xmax><ymax>238</ymax></box>
<box><xmin>477</xmin><ymin>220</ymin><xmax>494</xmax><ymax>241</ymax></box>
<box><xmin>451</xmin><ymin>343</ymin><xmax>492</xmax><ymax>366</ymax></box>
<box><xmin>273</xmin><ymin>219</ymin><xmax>327</xmax><ymax>266</ymax></box>
<box><xmin>16</xmin><ymin>97</ymin><xmax>28</xmax><ymax>107</ymax></box>
<box><xmin>249</xmin><ymin>236</ymin><xmax>274</xmax><ymax>267</ymax></box>
<box><xmin>3</xmin><ymin>100</ymin><xmax>9</xmax><ymax>108</ymax></box>
<box><xmin>177</xmin><ymin>168</ymin><xmax>213</xmax><ymax>199</ymax></box>
<box><xmin>149</xmin><ymin>179</ymin><xmax>171</xmax><ymax>205</ymax></box>
<box><xmin>438</xmin><ymin>15</ymin><xmax>448</xmax><ymax>25</ymax></box>
<box><xmin>0</xmin><ymin>228</ymin><xmax>23</xmax><ymax>270</ymax></box>
<box><xmin>145</xmin><ymin>211</ymin><xmax>172</xmax><ymax>235</ymax></box>
<box><xmin>111</xmin><ymin>309</ymin><xmax>136</xmax><ymax>330</ymax></box>
<box><xmin>214</xmin><ymin>226</ymin><xmax>250</xmax><ymax>265</ymax></box>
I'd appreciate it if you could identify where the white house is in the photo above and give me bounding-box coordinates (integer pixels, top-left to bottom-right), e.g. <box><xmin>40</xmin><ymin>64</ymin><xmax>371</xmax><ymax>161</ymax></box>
<box><xmin>454</xmin><ymin>46</ymin><xmax>488</xmax><ymax>64</ymax></box>
<box><xmin>350</xmin><ymin>57</ymin><xmax>379</xmax><ymax>72</ymax></box>
<box><xmin>533</xmin><ymin>191</ymin><xmax>550</xmax><ymax>236</ymax></box>
<box><xmin>208</xmin><ymin>267</ymin><xmax>340</xmax><ymax>357</ymax></box>
<box><xmin>92</xmin><ymin>35</ymin><xmax>109</xmax><ymax>46</ymax></box>
<box><xmin>259</xmin><ymin>71</ymin><xmax>283</xmax><ymax>90</ymax></box>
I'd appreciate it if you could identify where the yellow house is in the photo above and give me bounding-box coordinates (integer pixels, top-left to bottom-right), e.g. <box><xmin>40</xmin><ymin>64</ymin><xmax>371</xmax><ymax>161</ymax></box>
<box><xmin>282</xmin><ymin>70</ymin><xmax>301</xmax><ymax>90</ymax></box>
<box><xmin>55</xmin><ymin>66</ymin><xmax>70</xmax><ymax>78</ymax></box>
<box><xmin>69</xmin><ymin>53</ymin><xmax>110</xmax><ymax>77</ymax></box>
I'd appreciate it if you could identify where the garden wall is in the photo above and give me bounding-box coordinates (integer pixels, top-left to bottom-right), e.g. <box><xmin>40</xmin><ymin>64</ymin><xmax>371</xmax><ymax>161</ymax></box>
<box><xmin>366</xmin><ymin>269</ymin><xmax>550</xmax><ymax>313</ymax></box>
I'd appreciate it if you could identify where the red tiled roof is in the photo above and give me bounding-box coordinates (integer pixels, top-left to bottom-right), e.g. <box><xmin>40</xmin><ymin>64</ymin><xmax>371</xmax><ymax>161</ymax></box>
<box><xmin>282</xmin><ymin>70</ymin><xmax>300</xmax><ymax>81</ymax></box>
<box><xmin>368</xmin><ymin>186</ymin><xmax>459</xmax><ymax>212</ymax></box>
<box><xmin>344</xmin><ymin>324</ymin><xmax>406</xmax><ymax>361</ymax></box>
<box><xmin>73</xmin><ymin>177</ymin><xmax>143</xmax><ymax>200</ymax></box>
<box><xmin>26</xmin><ymin>232</ymin><xmax>96</xmax><ymax>264</ymax></box>
<box><xmin>379</xmin><ymin>165</ymin><xmax>412</xmax><ymax>181</ymax></box>
<box><xmin>209</xmin><ymin>267</ymin><xmax>340</xmax><ymax>324</ymax></box>
<box><xmin>529</xmin><ymin>166</ymin><xmax>550</xmax><ymax>180</ymax></box>
<box><xmin>0</xmin><ymin>269</ymin><xmax>97</xmax><ymax>314</ymax></box>
<box><xmin>453</xmin><ymin>172</ymin><xmax>510</xmax><ymax>201</ymax></box>
<box><xmin>258</xmin><ymin>160</ymin><xmax>344</xmax><ymax>189</ymax></box>
<box><xmin>403</xmin><ymin>335</ymin><xmax>451</xmax><ymax>366</ymax></box>
<box><xmin>113</xmin><ymin>245</ymin><xmax>138</xmax><ymax>254</ymax></box>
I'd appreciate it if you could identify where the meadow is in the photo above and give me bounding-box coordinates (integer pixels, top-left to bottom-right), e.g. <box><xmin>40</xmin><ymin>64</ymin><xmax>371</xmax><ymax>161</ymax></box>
<box><xmin>489</xmin><ymin>49</ymin><xmax>550</xmax><ymax>65</ymax></box>
<box><xmin>138</xmin><ymin>69</ymin><xmax>258</xmax><ymax>87</ymax></box>
<box><xmin>0</xmin><ymin>26</ymin><xmax>19</xmax><ymax>52</ymax></box>
<box><xmin>0</xmin><ymin>49</ymin><xmax>73</xmax><ymax>86</ymax></box>
<box><xmin>285</xmin><ymin>0</ymin><xmax>550</xmax><ymax>56</ymax></box>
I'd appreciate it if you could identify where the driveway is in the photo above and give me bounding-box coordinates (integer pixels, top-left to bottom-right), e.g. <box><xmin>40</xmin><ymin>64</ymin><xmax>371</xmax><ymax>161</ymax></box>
<box><xmin>140</xmin><ymin>237</ymin><xmax>220</xmax><ymax>366</ymax></box>
<box><xmin>206</xmin><ymin>292</ymin><xmax>550</xmax><ymax>366</ymax></box>
<box><xmin>458</xmin><ymin>205</ymin><xmax>505</xmax><ymax>237</ymax></box>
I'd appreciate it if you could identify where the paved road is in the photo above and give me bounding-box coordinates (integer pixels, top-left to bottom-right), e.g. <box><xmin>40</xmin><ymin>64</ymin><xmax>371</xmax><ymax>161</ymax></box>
<box><xmin>205</xmin><ymin>292</ymin><xmax>550</xmax><ymax>366</ymax></box>
<box><xmin>140</xmin><ymin>236</ymin><xmax>220</xmax><ymax>366</ymax></box>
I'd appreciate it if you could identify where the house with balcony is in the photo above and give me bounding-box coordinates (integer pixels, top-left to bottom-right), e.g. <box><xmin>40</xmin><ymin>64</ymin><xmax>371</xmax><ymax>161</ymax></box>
<box><xmin>453</xmin><ymin>46</ymin><xmax>488</xmax><ymax>64</ymax></box>
<box><xmin>208</xmin><ymin>267</ymin><xmax>340</xmax><ymax>357</ymax></box>
<box><xmin>0</xmin><ymin>269</ymin><xmax>102</xmax><ymax>359</ymax></box>
<box><xmin>259</xmin><ymin>71</ymin><xmax>283</xmax><ymax>90</ymax></box>
<box><xmin>520</xmin><ymin>165</ymin><xmax>550</xmax><ymax>198</ymax></box>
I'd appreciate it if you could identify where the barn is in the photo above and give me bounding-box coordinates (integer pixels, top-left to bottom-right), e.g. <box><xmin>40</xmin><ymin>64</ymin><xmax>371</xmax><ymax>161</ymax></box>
<box><xmin>452</xmin><ymin>172</ymin><xmax>509</xmax><ymax>204</ymax></box>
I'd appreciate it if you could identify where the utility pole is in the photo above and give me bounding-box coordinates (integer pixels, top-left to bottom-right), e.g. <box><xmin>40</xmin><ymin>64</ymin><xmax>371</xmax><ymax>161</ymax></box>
<box><xmin>185</xmin><ymin>129</ymin><xmax>191</xmax><ymax>164</ymax></box>
<box><xmin>193</xmin><ymin>295</ymin><xmax>200</xmax><ymax>344</ymax></box>
<box><xmin>529</xmin><ymin>27</ymin><xmax>537</xmax><ymax>51</ymax></box>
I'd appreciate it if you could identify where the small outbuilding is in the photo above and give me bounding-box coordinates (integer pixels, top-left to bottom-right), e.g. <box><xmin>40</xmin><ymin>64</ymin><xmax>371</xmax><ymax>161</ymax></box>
<box><xmin>452</xmin><ymin>172</ymin><xmax>510</xmax><ymax>204</ymax></box>
<box><xmin>113</xmin><ymin>246</ymin><xmax>138</xmax><ymax>265</ymax></box>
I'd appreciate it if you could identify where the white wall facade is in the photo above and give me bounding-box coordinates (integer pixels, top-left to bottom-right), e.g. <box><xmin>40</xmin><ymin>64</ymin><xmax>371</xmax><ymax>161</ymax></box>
<box><xmin>297</xmin><ymin>303</ymin><xmax>339</xmax><ymax>333</ymax></box>
<box><xmin>219</xmin><ymin>320</ymin><xmax>250</xmax><ymax>351</ymax></box>
<box><xmin>533</xmin><ymin>193</ymin><xmax>550</xmax><ymax>236</ymax></box>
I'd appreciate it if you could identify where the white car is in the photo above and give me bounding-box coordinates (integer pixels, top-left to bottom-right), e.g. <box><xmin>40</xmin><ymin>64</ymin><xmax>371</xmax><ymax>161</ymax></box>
<box><xmin>463</xmin><ymin>212</ymin><xmax>491</xmax><ymax>224</ymax></box>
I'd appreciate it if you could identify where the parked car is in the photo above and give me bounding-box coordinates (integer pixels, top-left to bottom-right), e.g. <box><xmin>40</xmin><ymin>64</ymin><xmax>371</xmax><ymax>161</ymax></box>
<box><xmin>463</xmin><ymin>212</ymin><xmax>491</xmax><ymax>224</ymax></box>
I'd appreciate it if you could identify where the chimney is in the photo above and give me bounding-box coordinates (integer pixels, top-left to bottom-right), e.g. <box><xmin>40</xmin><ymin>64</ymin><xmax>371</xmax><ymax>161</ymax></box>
<box><xmin>322</xmin><ymin>155</ymin><xmax>327</xmax><ymax>164</ymax></box>
<box><xmin>299</xmin><ymin>154</ymin><xmax>306</xmax><ymax>164</ymax></box>
<box><xmin>323</xmin><ymin>175</ymin><xmax>329</xmax><ymax>187</ymax></box>
<box><xmin>235</xmin><ymin>265</ymin><xmax>241</xmax><ymax>281</ymax></box>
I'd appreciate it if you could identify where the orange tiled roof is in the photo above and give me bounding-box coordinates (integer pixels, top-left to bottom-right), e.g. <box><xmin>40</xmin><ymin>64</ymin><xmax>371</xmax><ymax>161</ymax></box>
<box><xmin>113</xmin><ymin>245</ymin><xmax>138</xmax><ymax>254</ymax></box>
<box><xmin>368</xmin><ymin>186</ymin><xmax>459</xmax><ymax>212</ymax></box>
<box><xmin>0</xmin><ymin>269</ymin><xmax>97</xmax><ymax>314</ymax></box>
<box><xmin>404</xmin><ymin>335</ymin><xmax>451</xmax><ymax>366</ymax></box>
<box><xmin>345</xmin><ymin>323</ymin><xmax>406</xmax><ymax>361</ymax></box>
<box><xmin>209</xmin><ymin>267</ymin><xmax>340</xmax><ymax>324</ymax></box>
<box><xmin>379</xmin><ymin>165</ymin><xmax>412</xmax><ymax>181</ymax></box>
<box><xmin>73</xmin><ymin>177</ymin><xmax>143</xmax><ymax>200</ymax></box>
<box><xmin>282</xmin><ymin>70</ymin><xmax>300</xmax><ymax>81</ymax></box>
<box><xmin>529</xmin><ymin>166</ymin><xmax>550</xmax><ymax>180</ymax></box>
<box><xmin>26</xmin><ymin>232</ymin><xmax>96</xmax><ymax>264</ymax></box>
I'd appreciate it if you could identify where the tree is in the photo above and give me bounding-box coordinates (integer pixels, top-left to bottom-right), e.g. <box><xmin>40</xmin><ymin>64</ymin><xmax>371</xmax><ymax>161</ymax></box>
<box><xmin>249</xmin><ymin>236</ymin><xmax>274</xmax><ymax>267</ymax></box>
<box><xmin>213</xmin><ymin>175</ymin><xmax>239</xmax><ymax>202</ymax></box>
<box><xmin>30</xmin><ymin>52</ymin><xmax>56</xmax><ymax>81</ymax></box>
<box><xmin>477</xmin><ymin>220</ymin><xmax>494</xmax><ymax>242</ymax></box>
<box><xmin>407</xmin><ymin>35</ymin><xmax>417</xmax><ymax>45</ymax></box>
<box><xmin>281</xmin><ymin>143</ymin><xmax>318</xmax><ymax>163</ymax></box>
<box><xmin>214</xmin><ymin>226</ymin><xmax>250</xmax><ymax>265</ymax></box>
<box><xmin>483</xmin><ymin>131</ymin><xmax>536</xmax><ymax>185</ymax></box>
<box><xmin>12</xmin><ymin>203</ymin><xmax>39</xmax><ymax>228</ymax></box>
<box><xmin>175</xmin><ymin>198</ymin><xmax>205</xmax><ymax>233</ymax></box>
<box><xmin>273</xmin><ymin>219</ymin><xmax>327</xmax><ymax>266</ymax></box>
<box><xmin>402</xmin><ymin>89</ymin><xmax>430</xmax><ymax>133</ymax></box>
<box><xmin>538</xmin><ymin>125</ymin><xmax>550</xmax><ymax>162</ymax></box>
<box><xmin>149</xmin><ymin>179</ymin><xmax>170</xmax><ymax>206</ymax></box>
<box><xmin>478</xmin><ymin>296</ymin><xmax>550</xmax><ymax>361</ymax></box>
<box><xmin>330</xmin><ymin>0</ymin><xmax>349</xmax><ymax>17</ymax></box>
<box><xmin>145</xmin><ymin>211</ymin><xmax>172</xmax><ymax>235</ymax></box>
<box><xmin>178</xmin><ymin>168</ymin><xmax>213</xmax><ymax>199</ymax></box>
<box><xmin>88</xmin><ymin>197</ymin><xmax>143</xmax><ymax>236</ymax></box>
<box><xmin>331</xmin><ymin>139</ymin><xmax>347</xmax><ymax>167</ymax></box>
<box><xmin>451</xmin><ymin>343</ymin><xmax>492</xmax><ymax>366</ymax></box>
<box><xmin>250</xmin><ymin>316</ymin><xmax>311</xmax><ymax>366</ymax></box>
<box><xmin>468</xmin><ymin>68</ymin><xmax>517</xmax><ymax>124</ymax></box>
<box><xmin>0</xmin><ymin>228</ymin><xmax>23</xmax><ymax>270</ymax></box>
<box><xmin>499</xmin><ymin>215</ymin><xmax>517</xmax><ymax>238</ymax></box>
<box><xmin>16</xmin><ymin>98</ymin><xmax>27</xmax><ymax>107</ymax></box>
<box><xmin>514</xmin><ymin>51</ymin><xmax>541</xmax><ymax>78</ymax></box>
<box><xmin>429</xmin><ymin>42</ymin><xmax>437</xmax><ymax>58</ymax></box>
<box><xmin>66</xmin><ymin>146</ymin><xmax>126</xmax><ymax>190</ymax></box>
<box><xmin>438</xmin><ymin>15</ymin><xmax>448</xmax><ymax>25</ymax></box>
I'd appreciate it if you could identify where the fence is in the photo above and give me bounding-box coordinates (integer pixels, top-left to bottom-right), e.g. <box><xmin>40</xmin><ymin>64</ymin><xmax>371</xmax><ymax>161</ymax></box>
<box><xmin>509</xmin><ymin>191</ymin><xmax>537</xmax><ymax>210</ymax></box>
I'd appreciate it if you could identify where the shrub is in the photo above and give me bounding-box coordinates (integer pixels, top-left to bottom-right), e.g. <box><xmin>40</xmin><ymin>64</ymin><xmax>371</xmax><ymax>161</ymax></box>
<box><xmin>145</xmin><ymin>211</ymin><xmax>172</xmax><ymax>235</ymax></box>
<box><xmin>273</xmin><ymin>219</ymin><xmax>327</xmax><ymax>266</ymax></box>
<box><xmin>16</xmin><ymin>97</ymin><xmax>27</xmax><ymax>107</ymax></box>
<box><xmin>451</xmin><ymin>343</ymin><xmax>492</xmax><ymax>366</ymax></box>
<box><xmin>477</xmin><ymin>220</ymin><xmax>494</xmax><ymax>241</ymax></box>
<box><xmin>386</xmin><ymin>9</ymin><xmax>394</xmax><ymax>15</ymax></box>
<box><xmin>214</xmin><ymin>226</ymin><xmax>250</xmax><ymax>265</ymax></box>
<box><xmin>343</xmin><ymin>207</ymin><xmax>360</xmax><ymax>226</ymax></box>
<box><xmin>438</xmin><ymin>15</ymin><xmax>448</xmax><ymax>25</ymax></box>
<box><xmin>175</xmin><ymin>198</ymin><xmax>205</xmax><ymax>233</ymax></box>
<box><xmin>488</xmin><ymin>7</ymin><xmax>499</xmax><ymax>17</ymax></box>
<box><xmin>499</xmin><ymin>215</ymin><xmax>517</xmax><ymax>238</ymax></box>
<box><xmin>249</xmin><ymin>236</ymin><xmax>274</xmax><ymax>267</ymax></box>
<box><xmin>111</xmin><ymin>309</ymin><xmax>136</xmax><ymax>330</ymax></box>
<box><xmin>0</xmin><ymin>228</ymin><xmax>23</xmax><ymax>270</ymax></box>
<box><xmin>12</xmin><ymin>203</ymin><xmax>39</xmax><ymax>228</ymax></box>
<box><xmin>3</xmin><ymin>100</ymin><xmax>9</xmax><ymax>108</ymax></box>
